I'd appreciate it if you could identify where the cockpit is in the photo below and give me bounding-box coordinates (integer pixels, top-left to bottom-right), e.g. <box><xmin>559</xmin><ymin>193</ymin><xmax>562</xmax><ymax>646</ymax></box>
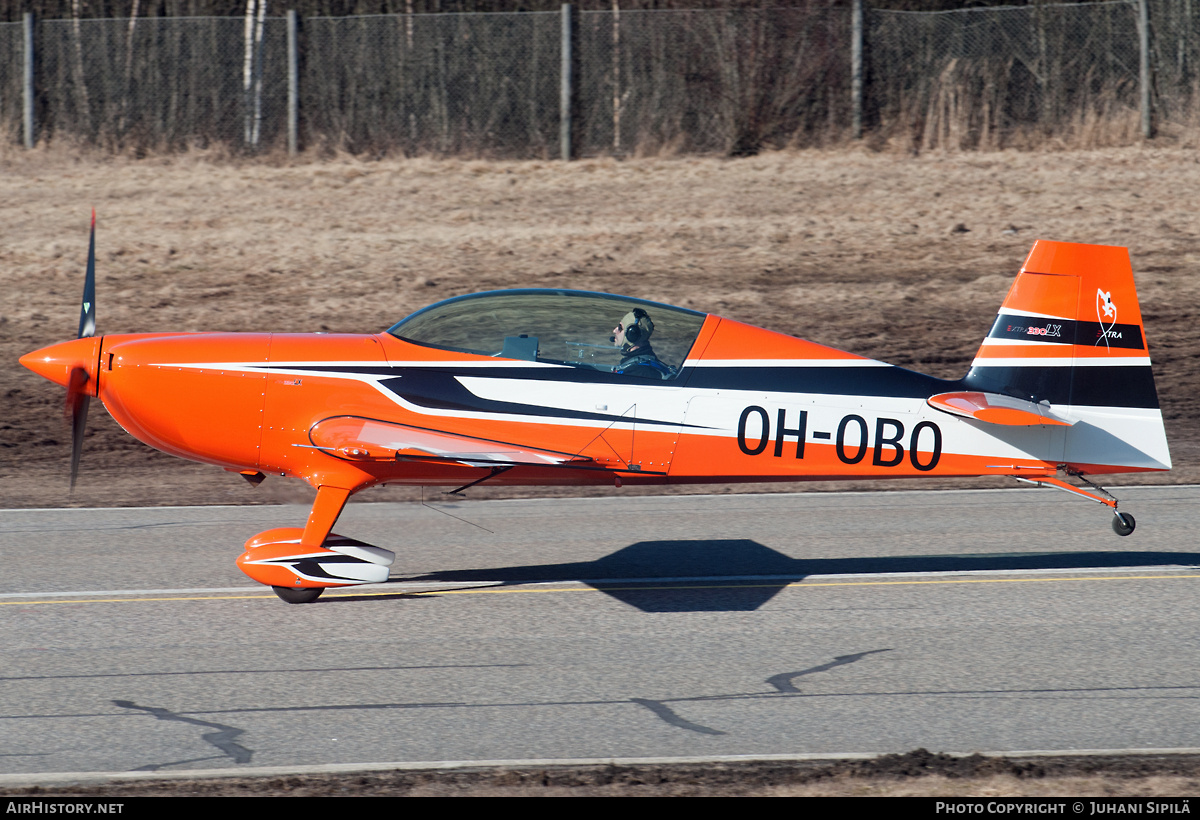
<box><xmin>387</xmin><ymin>289</ymin><xmax>707</xmax><ymax>379</ymax></box>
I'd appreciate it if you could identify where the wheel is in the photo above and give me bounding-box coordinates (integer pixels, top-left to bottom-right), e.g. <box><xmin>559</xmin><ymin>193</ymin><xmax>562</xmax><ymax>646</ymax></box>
<box><xmin>1112</xmin><ymin>512</ymin><xmax>1136</xmax><ymax>537</ymax></box>
<box><xmin>273</xmin><ymin>585</ymin><xmax>324</xmax><ymax>604</ymax></box>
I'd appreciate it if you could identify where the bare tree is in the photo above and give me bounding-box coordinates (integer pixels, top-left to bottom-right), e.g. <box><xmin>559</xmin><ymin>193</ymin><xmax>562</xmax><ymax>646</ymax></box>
<box><xmin>69</xmin><ymin>0</ymin><xmax>91</xmax><ymax>135</ymax></box>
<box><xmin>242</xmin><ymin>0</ymin><xmax>266</xmax><ymax>146</ymax></box>
<box><xmin>117</xmin><ymin>0</ymin><xmax>139</xmax><ymax>135</ymax></box>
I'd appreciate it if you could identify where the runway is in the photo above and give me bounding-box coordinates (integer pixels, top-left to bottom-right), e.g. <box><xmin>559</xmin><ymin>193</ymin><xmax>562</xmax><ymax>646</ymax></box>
<box><xmin>3</xmin><ymin>485</ymin><xmax>1199</xmax><ymax>779</ymax></box>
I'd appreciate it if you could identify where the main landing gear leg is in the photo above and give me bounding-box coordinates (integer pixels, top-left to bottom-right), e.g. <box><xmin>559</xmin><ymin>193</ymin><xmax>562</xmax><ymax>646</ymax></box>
<box><xmin>1013</xmin><ymin>472</ymin><xmax>1135</xmax><ymax>537</ymax></box>
<box><xmin>270</xmin><ymin>485</ymin><xmax>353</xmax><ymax>604</ymax></box>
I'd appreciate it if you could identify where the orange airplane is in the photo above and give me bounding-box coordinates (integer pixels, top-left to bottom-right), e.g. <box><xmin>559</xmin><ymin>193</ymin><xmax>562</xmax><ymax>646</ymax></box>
<box><xmin>21</xmin><ymin>220</ymin><xmax>1171</xmax><ymax>603</ymax></box>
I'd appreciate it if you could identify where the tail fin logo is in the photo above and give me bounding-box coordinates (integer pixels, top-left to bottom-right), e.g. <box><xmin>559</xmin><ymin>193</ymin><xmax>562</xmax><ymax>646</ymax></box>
<box><xmin>1096</xmin><ymin>288</ymin><xmax>1118</xmax><ymax>349</ymax></box>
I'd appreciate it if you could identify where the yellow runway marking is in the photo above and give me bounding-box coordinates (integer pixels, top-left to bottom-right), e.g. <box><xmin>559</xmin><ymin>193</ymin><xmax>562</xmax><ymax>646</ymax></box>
<box><xmin>5</xmin><ymin>573</ymin><xmax>1200</xmax><ymax>606</ymax></box>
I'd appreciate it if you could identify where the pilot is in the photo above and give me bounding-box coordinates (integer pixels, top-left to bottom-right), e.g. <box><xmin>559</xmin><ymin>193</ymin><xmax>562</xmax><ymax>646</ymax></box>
<box><xmin>612</xmin><ymin>308</ymin><xmax>673</xmax><ymax>379</ymax></box>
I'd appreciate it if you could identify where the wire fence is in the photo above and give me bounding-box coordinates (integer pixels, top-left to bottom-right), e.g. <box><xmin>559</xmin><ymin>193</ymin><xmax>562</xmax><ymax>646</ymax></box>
<box><xmin>869</xmin><ymin>2</ymin><xmax>1147</xmax><ymax>149</ymax></box>
<box><xmin>2</xmin><ymin>2</ymin><xmax>1198</xmax><ymax>156</ymax></box>
<box><xmin>302</xmin><ymin>12</ymin><xmax>560</xmax><ymax>156</ymax></box>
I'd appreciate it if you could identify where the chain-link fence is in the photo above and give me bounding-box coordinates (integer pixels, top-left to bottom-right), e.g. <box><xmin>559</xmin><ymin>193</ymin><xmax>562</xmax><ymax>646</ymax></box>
<box><xmin>38</xmin><ymin>16</ymin><xmax>285</xmax><ymax>149</ymax></box>
<box><xmin>579</xmin><ymin>8</ymin><xmax>850</xmax><ymax>155</ymax></box>
<box><xmin>1</xmin><ymin>2</ymin><xmax>1198</xmax><ymax>156</ymax></box>
<box><xmin>1145</xmin><ymin>0</ymin><xmax>1200</xmax><ymax>128</ymax></box>
<box><xmin>302</xmin><ymin>12</ymin><xmax>560</xmax><ymax>156</ymax></box>
<box><xmin>869</xmin><ymin>2</ymin><xmax>1147</xmax><ymax>149</ymax></box>
<box><xmin>0</xmin><ymin>18</ymin><xmax>24</xmax><ymax>145</ymax></box>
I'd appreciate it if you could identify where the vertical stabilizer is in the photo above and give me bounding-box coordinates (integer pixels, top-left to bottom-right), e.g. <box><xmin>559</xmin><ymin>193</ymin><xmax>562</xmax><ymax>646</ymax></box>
<box><xmin>964</xmin><ymin>240</ymin><xmax>1169</xmax><ymax>473</ymax></box>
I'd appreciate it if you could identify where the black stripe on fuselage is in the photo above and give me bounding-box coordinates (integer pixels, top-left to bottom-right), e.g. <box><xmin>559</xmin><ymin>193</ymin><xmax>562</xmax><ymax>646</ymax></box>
<box><xmin>377</xmin><ymin>371</ymin><xmax>694</xmax><ymax>427</ymax></box>
<box><xmin>250</xmin><ymin>364</ymin><xmax>684</xmax><ymax>426</ymax></box>
<box><xmin>262</xmin><ymin>361</ymin><xmax>1159</xmax><ymax>414</ymax></box>
<box><xmin>680</xmin><ymin>365</ymin><xmax>953</xmax><ymax>397</ymax></box>
<box><xmin>963</xmin><ymin>365</ymin><xmax>1159</xmax><ymax>409</ymax></box>
<box><xmin>987</xmin><ymin>314</ymin><xmax>1145</xmax><ymax>350</ymax></box>
<box><xmin>270</xmin><ymin>362</ymin><xmax>958</xmax><ymax>400</ymax></box>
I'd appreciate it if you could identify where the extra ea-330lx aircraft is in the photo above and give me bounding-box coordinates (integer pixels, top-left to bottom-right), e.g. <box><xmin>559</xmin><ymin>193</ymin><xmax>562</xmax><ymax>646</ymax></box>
<box><xmin>21</xmin><ymin>224</ymin><xmax>1171</xmax><ymax>603</ymax></box>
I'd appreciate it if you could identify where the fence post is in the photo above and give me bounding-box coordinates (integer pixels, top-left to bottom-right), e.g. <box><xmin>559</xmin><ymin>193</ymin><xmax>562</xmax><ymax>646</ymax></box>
<box><xmin>23</xmin><ymin>12</ymin><xmax>34</xmax><ymax>149</ymax></box>
<box><xmin>560</xmin><ymin>4</ymin><xmax>578</xmax><ymax>161</ymax></box>
<box><xmin>287</xmin><ymin>9</ymin><xmax>299</xmax><ymax>155</ymax></box>
<box><xmin>851</xmin><ymin>0</ymin><xmax>863</xmax><ymax>140</ymax></box>
<box><xmin>1137</xmin><ymin>0</ymin><xmax>1152</xmax><ymax>139</ymax></box>
<box><xmin>612</xmin><ymin>0</ymin><xmax>621</xmax><ymax>154</ymax></box>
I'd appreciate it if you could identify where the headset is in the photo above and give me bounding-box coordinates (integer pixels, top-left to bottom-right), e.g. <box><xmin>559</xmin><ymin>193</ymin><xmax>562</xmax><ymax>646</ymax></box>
<box><xmin>622</xmin><ymin>308</ymin><xmax>654</xmax><ymax>346</ymax></box>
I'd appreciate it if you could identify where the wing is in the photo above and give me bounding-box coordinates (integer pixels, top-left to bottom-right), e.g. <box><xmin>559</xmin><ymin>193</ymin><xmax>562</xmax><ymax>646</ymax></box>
<box><xmin>307</xmin><ymin>415</ymin><xmax>596</xmax><ymax>467</ymax></box>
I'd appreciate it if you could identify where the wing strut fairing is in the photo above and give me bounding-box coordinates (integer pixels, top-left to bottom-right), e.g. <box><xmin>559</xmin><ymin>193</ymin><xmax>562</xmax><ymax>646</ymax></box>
<box><xmin>307</xmin><ymin>415</ymin><xmax>596</xmax><ymax>468</ymax></box>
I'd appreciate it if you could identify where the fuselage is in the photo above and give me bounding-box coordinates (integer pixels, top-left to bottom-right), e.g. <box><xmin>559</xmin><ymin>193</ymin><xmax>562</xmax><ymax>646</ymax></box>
<box><xmin>25</xmin><ymin>315</ymin><xmax>1161</xmax><ymax>497</ymax></box>
<box><xmin>20</xmin><ymin>276</ymin><xmax>1171</xmax><ymax>501</ymax></box>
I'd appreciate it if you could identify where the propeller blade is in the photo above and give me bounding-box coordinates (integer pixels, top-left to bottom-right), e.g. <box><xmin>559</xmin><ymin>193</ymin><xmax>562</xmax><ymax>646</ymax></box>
<box><xmin>69</xmin><ymin>394</ymin><xmax>90</xmax><ymax>493</ymax></box>
<box><xmin>78</xmin><ymin>210</ymin><xmax>96</xmax><ymax>339</ymax></box>
<box><xmin>65</xmin><ymin>366</ymin><xmax>91</xmax><ymax>492</ymax></box>
<box><xmin>68</xmin><ymin>210</ymin><xmax>97</xmax><ymax>491</ymax></box>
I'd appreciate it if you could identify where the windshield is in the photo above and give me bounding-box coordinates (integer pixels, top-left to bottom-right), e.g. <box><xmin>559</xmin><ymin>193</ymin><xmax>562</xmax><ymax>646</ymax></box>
<box><xmin>387</xmin><ymin>290</ymin><xmax>707</xmax><ymax>378</ymax></box>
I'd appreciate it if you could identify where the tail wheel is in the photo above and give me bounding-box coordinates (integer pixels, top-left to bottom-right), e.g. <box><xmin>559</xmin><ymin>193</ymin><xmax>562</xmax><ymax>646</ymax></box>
<box><xmin>273</xmin><ymin>586</ymin><xmax>324</xmax><ymax>604</ymax></box>
<box><xmin>1112</xmin><ymin>512</ymin><xmax>1136</xmax><ymax>537</ymax></box>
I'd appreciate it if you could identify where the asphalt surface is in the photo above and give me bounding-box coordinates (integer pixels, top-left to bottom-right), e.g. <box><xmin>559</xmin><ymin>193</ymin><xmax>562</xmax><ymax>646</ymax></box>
<box><xmin>2</xmin><ymin>486</ymin><xmax>1199</xmax><ymax>779</ymax></box>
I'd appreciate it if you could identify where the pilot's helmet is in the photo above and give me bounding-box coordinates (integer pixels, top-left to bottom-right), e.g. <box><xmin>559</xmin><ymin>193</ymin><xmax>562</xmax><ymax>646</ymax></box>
<box><xmin>621</xmin><ymin>308</ymin><xmax>654</xmax><ymax>345</ymax></box>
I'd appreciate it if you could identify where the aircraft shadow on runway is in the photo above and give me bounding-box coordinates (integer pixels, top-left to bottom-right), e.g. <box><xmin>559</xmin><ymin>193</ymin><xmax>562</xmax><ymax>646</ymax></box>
<box><xmin>353</xmin><ymin>540</ymin><xmax>1200</xmax><ymax>613</ymax></box>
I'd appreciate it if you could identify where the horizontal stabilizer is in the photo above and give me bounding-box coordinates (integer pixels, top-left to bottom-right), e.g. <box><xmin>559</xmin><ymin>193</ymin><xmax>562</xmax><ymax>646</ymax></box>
<box><xmin>308</xmin><ymin>416</ymin><xmax>593</xmax><ymax>467</ymax></box>
<box><xmin>927</xmin><ymin>391</ymin><xmax>1071</xmax><ymax>427</ymax></box>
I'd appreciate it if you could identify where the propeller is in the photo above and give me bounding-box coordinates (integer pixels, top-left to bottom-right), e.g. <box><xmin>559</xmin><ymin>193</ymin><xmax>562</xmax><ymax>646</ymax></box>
<box><xmin>66</xmin><ymin>211</ymin><xmax>97</xmax><ymax>491</ymax></box>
